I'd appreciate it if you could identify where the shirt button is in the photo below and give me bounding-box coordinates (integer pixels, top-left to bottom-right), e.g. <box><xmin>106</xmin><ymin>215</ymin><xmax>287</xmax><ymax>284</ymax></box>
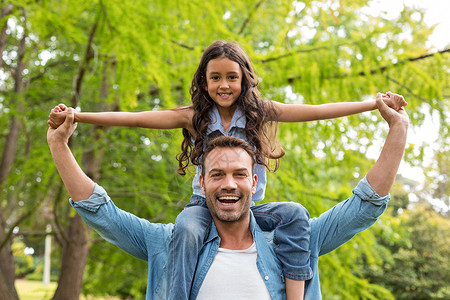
<box><xmin>265</xmin><ymin>276</ymin><xmax>269</xmax><ymax>281</ymax></box>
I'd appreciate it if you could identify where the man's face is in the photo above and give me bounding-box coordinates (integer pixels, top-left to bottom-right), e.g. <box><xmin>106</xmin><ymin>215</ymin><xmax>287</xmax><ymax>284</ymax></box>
<box><xmin>200</xmin><ymin>147</ymin><xmax>257</xmax><ymax>224</ymax></box>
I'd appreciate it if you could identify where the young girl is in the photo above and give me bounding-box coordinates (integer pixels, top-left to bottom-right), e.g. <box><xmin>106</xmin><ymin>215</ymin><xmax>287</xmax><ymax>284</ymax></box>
<box><xmin>49</xmin><ymin>40</ymin><xmax>406</xmax><ymax>299</ymax></box>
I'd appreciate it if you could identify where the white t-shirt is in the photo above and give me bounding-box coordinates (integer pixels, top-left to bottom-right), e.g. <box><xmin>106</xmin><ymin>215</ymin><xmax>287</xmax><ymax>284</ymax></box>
<box><xmin>197</xmin><ymin>242</ymin><xmax>272</xmax><ymax>299</ymax></box>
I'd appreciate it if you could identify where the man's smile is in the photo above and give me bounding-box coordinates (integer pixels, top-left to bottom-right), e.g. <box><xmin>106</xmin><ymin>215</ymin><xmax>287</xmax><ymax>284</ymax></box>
<box><xmin>217</xmin><ymin>194</ymin><xmax>240</xmax><ymax>205</ymax></box>
<box><xmin>216</xmin><ymin>191</ymin><xmax>241</xmax><ymax>207</ymax></box>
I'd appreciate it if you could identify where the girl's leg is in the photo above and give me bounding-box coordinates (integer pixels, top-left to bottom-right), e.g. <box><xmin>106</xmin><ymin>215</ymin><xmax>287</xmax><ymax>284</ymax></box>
<box><xmin>168</xmin><ymin>196</ymin><xmax>212</xmax><ymax>299</ymax></box>
<box><xmin>286</xmin><ymin>278</ymin><xmax>305</xmax><ymax>300</ymax></box>
<box><xmin>251</xmin><ymin>202</ymin><xmax>312</xmax><ymax>299</ymax></box>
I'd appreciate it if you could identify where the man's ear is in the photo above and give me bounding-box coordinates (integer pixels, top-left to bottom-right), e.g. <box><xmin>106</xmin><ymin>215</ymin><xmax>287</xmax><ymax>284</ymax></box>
<box><xmin>199</xmin><ymin>174</ymin><xmax>206</xmax><ymax>195</ymax></box>
<box><xmin>252</xmin><ymin>174</ymin><xmax>257</xmax><ymax>194</ymax></box>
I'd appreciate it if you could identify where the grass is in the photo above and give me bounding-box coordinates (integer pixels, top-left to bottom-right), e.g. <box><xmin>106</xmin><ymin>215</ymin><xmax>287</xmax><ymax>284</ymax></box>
<box><xmin>16</xmin><ymin>279</ymin><xmax>119</xmax><ymax>300</ymax></box>
<box><xmin>16</xmin><ymin>279</ymin><xmax>56</xmax><ymax>300</ymax></box>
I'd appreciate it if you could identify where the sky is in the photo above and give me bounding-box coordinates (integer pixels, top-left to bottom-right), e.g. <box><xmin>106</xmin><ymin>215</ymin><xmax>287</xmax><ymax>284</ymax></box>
<box><xmin>369</xmin><ymin>0</ymin><xmax>450</xmax><ymax>50</ymax></box>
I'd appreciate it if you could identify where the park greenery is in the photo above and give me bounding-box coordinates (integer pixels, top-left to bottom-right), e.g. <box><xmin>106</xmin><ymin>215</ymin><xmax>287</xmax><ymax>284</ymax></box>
<box><xmin>0</xmin><ymin>0</ymin><xmax>449</xmax><ymax>299</ymax></box>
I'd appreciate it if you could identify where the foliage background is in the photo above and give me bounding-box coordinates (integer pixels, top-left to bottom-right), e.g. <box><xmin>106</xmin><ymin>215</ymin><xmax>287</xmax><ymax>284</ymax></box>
<box><xmin>0</xmin><ymin>0</ymin><xmax>448</xmax><ymax>299</ymax></box>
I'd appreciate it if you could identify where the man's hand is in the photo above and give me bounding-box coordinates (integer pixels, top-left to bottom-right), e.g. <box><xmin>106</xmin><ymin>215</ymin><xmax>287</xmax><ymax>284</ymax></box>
<box><xmin>48</xmin><ymin>103</ymin><xmax>69</xmax><ymax>129</ymax></box>
<box><xmin>376</xmin><ymin>92</ymin><xmax>409</xmax><ymax>128</ymax></box>
<box><xmin>47</xmin><ymin>107</ymin><xmax>77</xmax><ymax>146</ymax></box>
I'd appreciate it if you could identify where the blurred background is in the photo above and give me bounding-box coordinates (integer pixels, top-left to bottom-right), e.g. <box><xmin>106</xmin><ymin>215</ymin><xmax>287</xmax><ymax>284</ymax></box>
<box><xmin>0</xmin><ymin>0</ymin><xmax>448</xmax><ymax>299</ymax></box>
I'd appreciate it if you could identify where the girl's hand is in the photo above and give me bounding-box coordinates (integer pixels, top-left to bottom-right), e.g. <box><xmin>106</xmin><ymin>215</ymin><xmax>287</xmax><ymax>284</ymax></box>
<box><xmin>376</xmin><ymin>92</ymin><xmax>409</xmax><ymax>128</ymax></box>
<box><xmin>48</xmin><ymin>104</ymin><xmax>69</xmax><ymax>129</ymax></box>
<box><xmin>382</xmin><ymin>91</ymin><xmax>408</xmax><ymax>111</ymax></box>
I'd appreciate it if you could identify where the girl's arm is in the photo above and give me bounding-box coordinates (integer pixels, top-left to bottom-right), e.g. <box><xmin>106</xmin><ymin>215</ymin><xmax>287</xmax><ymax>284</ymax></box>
<box><xmin>269</xmin><ymin>92</ymin><xmax>407</xmax><ymax>122</ymax></box>
<box><xmin>48</xmin><ymin>104</ymin><xmax>194</xmax><ymax>133</ymax></box>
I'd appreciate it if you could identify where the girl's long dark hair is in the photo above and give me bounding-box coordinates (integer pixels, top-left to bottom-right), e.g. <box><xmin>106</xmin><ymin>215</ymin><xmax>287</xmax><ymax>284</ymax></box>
<box><xmin>177</xmin><ymin>40</ymin><xmax>285</xmax><ymax>175</ymax></box>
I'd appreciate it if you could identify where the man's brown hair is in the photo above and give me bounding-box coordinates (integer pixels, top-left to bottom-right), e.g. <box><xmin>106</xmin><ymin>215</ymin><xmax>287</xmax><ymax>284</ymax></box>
<box><xmin>201</xmin><ymin>136</ymin><xmax>256</xmax><ymax>177</ymax></box>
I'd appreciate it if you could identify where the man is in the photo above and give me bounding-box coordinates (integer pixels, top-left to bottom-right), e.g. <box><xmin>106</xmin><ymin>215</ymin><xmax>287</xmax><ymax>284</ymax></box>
<box><xmin>47</xmin><ymin>93</ymin><xmax>409</xmax><ymax>299</ymax></box>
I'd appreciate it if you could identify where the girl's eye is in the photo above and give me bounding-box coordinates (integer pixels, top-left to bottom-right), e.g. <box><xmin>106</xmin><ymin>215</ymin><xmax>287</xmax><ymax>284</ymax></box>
<box><xmin>211</xmin><ymin>76</ymin><xmax>220</xmax><ymax>80</ymax></box>
<box><xmin>229</xmin><ymin>75</ymin><xmax>238</xmax><ymax>80</ymax></box>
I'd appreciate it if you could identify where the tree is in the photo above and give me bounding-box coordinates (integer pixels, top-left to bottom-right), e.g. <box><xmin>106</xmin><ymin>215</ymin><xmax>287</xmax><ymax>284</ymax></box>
<box><xmin>0</xmin><ymin>2</ymin><xmax>59</xmax><ymax>298</ymax></box>
<box><xmin>359</xmin><ymin>205</ymin><xmax>450</xmax><ymax>299</ymax></box>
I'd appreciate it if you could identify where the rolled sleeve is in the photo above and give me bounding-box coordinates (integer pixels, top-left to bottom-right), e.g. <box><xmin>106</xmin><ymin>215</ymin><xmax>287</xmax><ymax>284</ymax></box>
<box><xmin>352</xmin><ymin>176</ymin><xmax>390</xmax><ymax>206</ymax></box>
<box><xmin>70</xmin><ymin>183</ymin><xmax>173</xmax><ymax>262</ymax></box>
<box><xmin>70</xmin><ymin>184</ymin><xmax>110</xmax><ymax>212</ymax></box>
<box><xmin>311</xmin><ymin>176</ymin><xmax>390</xmax><ymax>257</ymax></box>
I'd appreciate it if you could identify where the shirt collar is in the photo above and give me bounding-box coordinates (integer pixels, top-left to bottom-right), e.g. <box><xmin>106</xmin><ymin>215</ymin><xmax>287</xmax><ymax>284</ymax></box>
<box><xmin>207</xmin><ymin>105</ymin><xmax>246</xmax><ymax>135</ymax></box>
<box><xmin>204</xmin><ymin>211</ymin><xmax>260</xmax><ymax>245</ymax></box>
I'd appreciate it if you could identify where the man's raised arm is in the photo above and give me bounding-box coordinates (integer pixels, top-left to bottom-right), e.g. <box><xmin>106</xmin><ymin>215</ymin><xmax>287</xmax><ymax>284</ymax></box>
<box><xmin>47</xmin><ymin>107</ymin><xmax>95</xmax><ymax>201</ymax></box>
<box><xmin>366</xmin><ymin>92</ymin><xmax>409</xmax><ymax>196</ymax></box>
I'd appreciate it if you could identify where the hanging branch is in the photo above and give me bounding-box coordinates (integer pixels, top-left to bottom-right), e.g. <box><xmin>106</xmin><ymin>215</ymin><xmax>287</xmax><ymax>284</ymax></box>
<box><xmin>354</xmin><ymin>48</ymin><xmax>450</xmax><ymax>77</ymax></box>
<box><xmin>238</xmin><ymin>0</ymin><xmax>265</xmax><ymax>35</ymax></box>
<box><xmin>99</xmin><ymin>0</ymin><xmax>116</xmax><ymax>33</ymax></box>
<box><xmin>287</xmin><ymin>47</ymin><xmax>450</xmax><ymax>83</ymax></box>
<box><xmin>28</xmin><ymin>59</ymin><xmax>74</xmax><ymax>83</ymax></box>
<box><xmin>0</xmin><ymin>207</ymin><xmax>37</xmax><ymax>250</ymax></box>
<box><xmin>260</xmin><ymin>41</ymin><xmax>356</xmax><ymax>63</ymax></box>
<box><xmin>385</xmin><ymin>75</ymin><xmax>429</xmax><ymax>102</ymax></box>
<box><xmin>171</xmin><ymin>39</ymin><xmax>194</xmax><ymax>50</ymax></box>
<box><xmin>12</xmin><ymin>231</ymin><xmax>54</xmax><ymax>238</ymax></box>
<box><xmin>71</xmin><ymin>17</ymin><xmax>99</xmax><ymax>108</ymax></box>
<box><xmin>0</xmin><ymin>169</ymin><xmax>46</xmax><ymax>252</ymax></box>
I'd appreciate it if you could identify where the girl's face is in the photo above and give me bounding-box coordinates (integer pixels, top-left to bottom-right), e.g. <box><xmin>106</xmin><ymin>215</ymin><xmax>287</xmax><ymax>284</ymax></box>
<box><xmin>205</xmin><ymin>57</ymin><xmax>242</xmax><ymax>112</ymax></box>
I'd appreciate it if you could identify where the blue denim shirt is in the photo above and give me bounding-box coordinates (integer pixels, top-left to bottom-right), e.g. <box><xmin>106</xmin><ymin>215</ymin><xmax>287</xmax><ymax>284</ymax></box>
<box><xmin>71</xmin><ymin>176</ymin><xmax>389</xmax><ymax>299</ymax></box>
<box><xmin>191</xmin><ymin>105</ymin><xmax>267</xmax><ymax>201</ymax></box>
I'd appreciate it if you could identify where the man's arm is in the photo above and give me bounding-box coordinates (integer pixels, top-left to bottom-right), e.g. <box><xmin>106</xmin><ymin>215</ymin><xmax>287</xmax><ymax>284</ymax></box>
<box><xmin>47</xmin><ymin>107</ymin><xmax>95</xmax><ymax>201</ymax></box>
<box><xmin>47</xmin><ymin>107</ymin><xmax>173</xmax><ymax>260</ymax></box>
<box><xmin>309</xmin><ymin>92</ymin><xmax>408</xmax><ymax>256</ymax></box>
<box><xmin>366</xmin><ymin>92</ymin><xmax>409</xmax><ymax>196</ymax></box>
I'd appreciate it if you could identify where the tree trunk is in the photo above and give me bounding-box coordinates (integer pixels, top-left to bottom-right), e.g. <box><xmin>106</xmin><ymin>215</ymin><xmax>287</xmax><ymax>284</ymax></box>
<box><xmin>0</xmin><ymin>19</ymin><xmax>25</xmax><ymax>184</ymax></box>
<box><xmin>0</xmin><ymin>114</ymin><xmax>22</xmax><ymax>298</ymax></box>
<box><xmin>0</xmin><ymin>233</ymin><xmax>19</xmax><ymax>300</ymax></box>
<box><xmin>0</xmin><ymin>116</ymin><xmax>21</xmax><ymax>185</ymax></box>
<box><xmin>0</xmin><ymin>8</ymin><xmax>26</xmax><ymax>299</ymax></box>
<box><xmin>52</xmin><ymin>214</ymin><xmax>91</xmax><ymax>300</ymax></box>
